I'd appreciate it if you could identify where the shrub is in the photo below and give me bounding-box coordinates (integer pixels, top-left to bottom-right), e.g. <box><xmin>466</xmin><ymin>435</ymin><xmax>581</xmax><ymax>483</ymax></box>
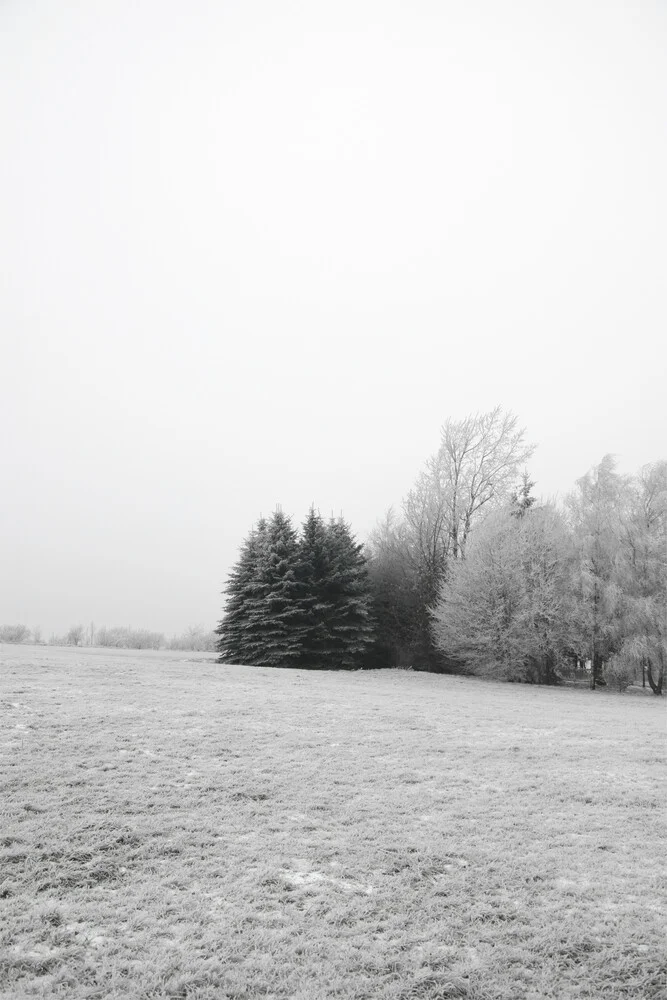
<box><xmin>0</xmin><ymin>624</ymin><xmax>30</xmax><ymax>643</ymax></box>
<box><xmin>604</xmin><ymin>658</ymin><xmax>635</xmax><ymax>692</ymax></box>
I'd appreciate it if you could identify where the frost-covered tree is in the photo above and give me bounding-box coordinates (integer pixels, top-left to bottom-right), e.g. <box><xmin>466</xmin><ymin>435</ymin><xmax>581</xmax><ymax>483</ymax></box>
<box><xmin>374</xmin><ymin>407</ymin><xmax>534</xmax><ymax>668</ymax></box>
<box><xmin>513</xmin><ymin>504</ymin><xmax>577</xmax><ymax>682</ymax></box>
<box><xmin>66</xmin><ymin>624</ymin><xmax>85</xmax><ymax>646</ymax></box>
<box><xmin>613</xmin><ymin>461</ymin><xmax>667</xmax><ymax>694</ymax></box>
<box><xmin>510</xmin><ymin>471</ymin><xmax>538</xmax><ymax>519</ymax></box>
<box><xmin>433</xmin><ymin>406</ymin><xmax>536</xmax><ymax>560</ymax></box>
<box><xmin>431</xmin><ymin>503</ymin><xmax>576</xmax><ymax>683</ymax></box>
<box><xmin>431</xmin><ymin>510</ymin><xmax>523</xmax><ymax>676</ymax></box>
<box><xmin>170</xmin><ymin>625</ymin><xmax>217</xmax><ymax>652</ymax></box>
<box><xmin>0</xmin><ymin>624</ymin><xmax>30</xmax><ymax>644</ymax></box>
<box><xmin>566</xmin><ymin>456</ymin><xmax>629</xmax><ymax>688</ymax></box>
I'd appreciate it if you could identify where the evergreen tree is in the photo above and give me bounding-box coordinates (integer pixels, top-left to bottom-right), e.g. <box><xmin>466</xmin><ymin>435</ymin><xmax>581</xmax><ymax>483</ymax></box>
<box><xmin>295</xmin><ymin>506</ymin><xmax>336</xmax><ymax>668</ymax></box>
<box><xmin>248</xmin><ymin>509</ymin><xmax>303</xmax><ymax>667</ymax></box>
<box><xmin>321</xmin><ymin>517</ymin><xmax>374</xmax><ymax>669</ymax></box>
<box><xmin>217</xmin><ymin>507</ymin><xmax>374</xmax><ymax>670</ymax></box>
<box><xmin>215</xmin><ymin>518</ymin><xmax>268</xmax><ymax>664</ymax></box>
<box><xmin>510</xmin><ymin>471</ymin><xmax>537</xmax><ymax>518</ymax></box>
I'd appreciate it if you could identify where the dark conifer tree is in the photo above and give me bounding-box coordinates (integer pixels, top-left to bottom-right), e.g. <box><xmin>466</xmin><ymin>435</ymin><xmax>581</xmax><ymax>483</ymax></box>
<box><xmin>295</xmin><ymin>506</ymin><xmax>336</xmax><ymax>668</ymax></box>
<box><xmin>249</xmin><ymin>509</ymin><xmax>303</xmax><ymax>667</ymax></box>
<box><xmin>215</xmin><ymin>519</ymin><xmax>268</xmax><ymax>664</ymax></box>
<box><xmin>217</xmin><ymin>507</ymin><xmax>374</xmax><ymax>670</ymax></box>
<box><xmin>322</xmin><ymin>517</ymin><xmax>375</xmax><ymax>669</ymax></box>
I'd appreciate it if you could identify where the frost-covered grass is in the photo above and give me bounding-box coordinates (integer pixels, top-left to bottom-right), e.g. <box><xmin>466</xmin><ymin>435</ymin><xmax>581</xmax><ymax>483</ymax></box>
<box><xmin>1</xmin><ymin>645</ymin><xmax>665</xmax><ymax>1000</ymax></box>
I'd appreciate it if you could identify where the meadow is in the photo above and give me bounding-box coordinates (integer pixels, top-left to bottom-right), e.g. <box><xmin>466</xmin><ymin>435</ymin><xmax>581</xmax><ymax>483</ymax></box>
<box><xmin>1</xmin><ymin>645</ymin><xmax>665</xmax><ymax>1000</ymax></box>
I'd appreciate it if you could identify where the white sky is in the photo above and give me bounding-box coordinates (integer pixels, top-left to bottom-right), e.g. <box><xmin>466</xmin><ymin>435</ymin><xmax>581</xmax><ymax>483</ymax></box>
<box><xmin>2</xmin><ymin>0</ymin><xmax>666</xmax><ymax>637</ymax></box>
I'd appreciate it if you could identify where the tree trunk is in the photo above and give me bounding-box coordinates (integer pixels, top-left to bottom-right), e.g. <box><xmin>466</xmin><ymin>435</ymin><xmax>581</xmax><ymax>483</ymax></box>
<box><xmin>645</xmin><ymin>657</ymin><xmax>663</xmax><ymax>696</ymax></box>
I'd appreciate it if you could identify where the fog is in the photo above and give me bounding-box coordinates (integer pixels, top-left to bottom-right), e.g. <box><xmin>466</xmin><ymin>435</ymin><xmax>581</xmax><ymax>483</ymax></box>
<box><xmin>2</xmin><ymin>0</ymin><xmax>665</xmax><ymax>637</ymax></box>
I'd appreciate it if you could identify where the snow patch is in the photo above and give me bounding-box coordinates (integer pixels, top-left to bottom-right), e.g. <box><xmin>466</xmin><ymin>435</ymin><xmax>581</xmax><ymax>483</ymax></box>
<box><xmin>280</xmin><ymin>867</ymin><xmax>374</xmax><ymax>895</ymax></box>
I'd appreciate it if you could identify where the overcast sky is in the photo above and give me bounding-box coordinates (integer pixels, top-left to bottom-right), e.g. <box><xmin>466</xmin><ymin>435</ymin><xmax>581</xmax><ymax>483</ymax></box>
<box><xmin>2</xmin><ymin>0</ymin><xmax>665</xmax><ymax>638</ymax></box>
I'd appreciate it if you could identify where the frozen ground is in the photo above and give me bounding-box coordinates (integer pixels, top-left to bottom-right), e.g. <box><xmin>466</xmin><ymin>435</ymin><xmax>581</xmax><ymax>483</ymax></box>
<box><xmin>1</xmin><ymin>645</ymin><xmax>665</xmax><ymax>999</ymax></box>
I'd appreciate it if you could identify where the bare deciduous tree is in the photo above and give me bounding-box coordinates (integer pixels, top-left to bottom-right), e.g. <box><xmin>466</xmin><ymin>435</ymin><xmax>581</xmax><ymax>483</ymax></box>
<box><xmin>393</xmin><ymin>407</ymin><xmax>534</xmax><ymax>666</ymax></box>
<box><xmin>67</xmin><ymin>624</ymin><xmax>85</xmax><ymax>646</ymax></box>
<box><xmin>168</xmin><ymin>625</ymin><xmax>217</xmax><ymax>652</ymax></box>
<box><xmin>433</xmin><ymin>405</ymin><xmax>536</xmax><ymax>560</ymax></box>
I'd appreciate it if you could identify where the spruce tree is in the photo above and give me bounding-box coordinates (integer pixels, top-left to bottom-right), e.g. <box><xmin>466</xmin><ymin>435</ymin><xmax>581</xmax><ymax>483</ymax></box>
<box><xmin>248</xmin><ymin>509</ymin><xmax>303</xmax><ymax>667</ymax></box>
<box><xmin>215</xmin><ymin>519</ymin><xmax>268</xmax><ymax>664</ymax></box>
<box><xmin>295</xmin><ymin>506</ymin><xmax>336</xmax><ymax>668</ymax></box>
<box><xmin>322</xmin><ymin>517</ymin><xmax>375</xmax><ymax>669</ymax></box>
<box><xmin>217</xmin><ymin>507</ymin><xmax>374</xmax><ymax>670</ymax></box>
<box><xmin>510</xmin><ymin>471</ymin><xmax>538</xmax><ymax>518</ymax></box>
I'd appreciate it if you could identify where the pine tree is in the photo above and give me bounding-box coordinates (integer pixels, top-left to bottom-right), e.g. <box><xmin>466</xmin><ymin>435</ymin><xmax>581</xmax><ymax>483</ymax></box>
<box><xmin>321</xmin><ymin>517</ymin><xmax>375</xmax><ymax>669</ymax></box>
<box><xmin>510</xmin><ymin>471</ymin><xmax>537</xmax><ymax>518</ymax></box>
<box><xmin>248</xmin><ymin>509</ymin><xmax>303</xmax><ymax>667</ymax></box>
<box><xmin>215</xmin><ymin>519</ymin><xmax>268</xmax><ymax>664</ymax></box>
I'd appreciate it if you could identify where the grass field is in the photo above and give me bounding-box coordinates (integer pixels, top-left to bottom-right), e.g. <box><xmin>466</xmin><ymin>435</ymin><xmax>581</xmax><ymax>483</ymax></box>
<box><xmin>1</xmin><ymin>645</ymin><xmax>665</xmax><ymax>1000</ymax></box>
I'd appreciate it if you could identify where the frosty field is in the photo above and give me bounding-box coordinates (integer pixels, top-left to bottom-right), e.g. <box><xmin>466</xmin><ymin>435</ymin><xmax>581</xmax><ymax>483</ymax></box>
<box><xmin>1</xmin><ymin>645</ymin><xmax>665</xmax><ymax>1000</ymax></box>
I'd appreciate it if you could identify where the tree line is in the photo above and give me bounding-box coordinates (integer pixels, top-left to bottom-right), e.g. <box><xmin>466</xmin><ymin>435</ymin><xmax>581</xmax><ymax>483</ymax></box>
<box><xmin>218</xmin><ymin>407</ymin><xmax>665</xmax><ymax>693</ymax></box>
<box><xmin>0</xmin><ymin>623</ymin><xmax>217</xmax><ymax>652</ymax></box>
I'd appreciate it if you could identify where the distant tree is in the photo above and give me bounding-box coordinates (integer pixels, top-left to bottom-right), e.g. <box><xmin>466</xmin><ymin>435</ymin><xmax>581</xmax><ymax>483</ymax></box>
<box><xmin>67</xmin><ymin>624</ymin><xmax>85</xmax><ymax>646</ymax></box>
<box><xmin>169</xmin><ymin>625</ymin><xmax>217</xmax><ymax>652</ymax></box>
<box><xmin>33</xmin><ymin>625</ymin><xmax>42</xmax><ymax>644</ymax></box>
<box><xmin>0</xmin><ymin>624</ymin><xmax>30</xmax><ymax>644</ymax></box>
<box><xmin>95</xmin><ymin>626</ymin><xmax>163</xmax><ymax>649</ymax></box>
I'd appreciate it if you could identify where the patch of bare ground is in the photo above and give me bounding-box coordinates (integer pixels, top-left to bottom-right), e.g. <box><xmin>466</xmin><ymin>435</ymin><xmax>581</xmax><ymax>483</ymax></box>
<box><xmin>1</xmin><ymin>645</ymin><xmax>665</xmax><ymax>999</ymax></box>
